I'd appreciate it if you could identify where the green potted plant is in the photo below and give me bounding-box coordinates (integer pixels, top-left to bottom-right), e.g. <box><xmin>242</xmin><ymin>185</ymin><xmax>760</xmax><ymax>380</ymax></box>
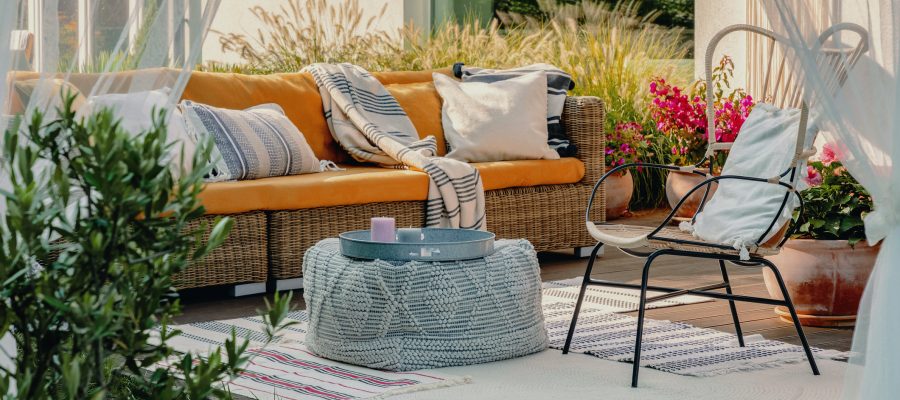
<box><xmin>764</xmin><ymin>142</ymin><xmax>877</xmax><ymax>327</ymax></box>
<box><xmin>604</xmin><ymin>122</ymin><xmax>651</xmax><ymax>219</ymax></box>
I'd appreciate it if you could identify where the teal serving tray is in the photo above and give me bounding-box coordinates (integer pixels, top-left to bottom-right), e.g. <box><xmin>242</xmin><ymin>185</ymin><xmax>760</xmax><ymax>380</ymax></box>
<box><xmin>339</xmin><ymin>228</ymin><xmax>496</xmax><ymax>261</ymax></box>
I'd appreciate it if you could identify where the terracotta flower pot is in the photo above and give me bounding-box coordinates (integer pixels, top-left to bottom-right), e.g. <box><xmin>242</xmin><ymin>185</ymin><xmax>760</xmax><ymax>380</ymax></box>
<box><xmin>604</xmin><ymin>170</ymin><xmax>633</xmax><ymax>220</ymax></box>
<box><xmin>764</xmin><ymin>239</ymin><xmax>879</xmax><ymax>327</ymax></box>
<box><xmin>665</xmin><ymin>170</ymin><xmax>717</xmax><ymax>218</ymax></box>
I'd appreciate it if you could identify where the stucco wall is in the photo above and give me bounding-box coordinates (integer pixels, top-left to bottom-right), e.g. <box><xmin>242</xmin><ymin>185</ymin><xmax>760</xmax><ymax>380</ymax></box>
<box><xmin>693</xmin><ymin>0</ymin><xmax>748</xmax><ymax>87</ymax></box>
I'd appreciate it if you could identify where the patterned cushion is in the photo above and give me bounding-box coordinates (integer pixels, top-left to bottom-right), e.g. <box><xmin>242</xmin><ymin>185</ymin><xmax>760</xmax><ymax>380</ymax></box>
<box><xmin>181</xmin><ymin>101</ymin><xmax>321</xmax><ymax>181</ymax></box>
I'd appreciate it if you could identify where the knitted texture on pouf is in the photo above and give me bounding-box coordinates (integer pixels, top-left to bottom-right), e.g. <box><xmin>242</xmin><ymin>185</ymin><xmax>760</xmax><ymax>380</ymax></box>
<box><xmin>302</xmin><ymin>238</ymin><xmax>548</xmax><ymax>371</ymax></box>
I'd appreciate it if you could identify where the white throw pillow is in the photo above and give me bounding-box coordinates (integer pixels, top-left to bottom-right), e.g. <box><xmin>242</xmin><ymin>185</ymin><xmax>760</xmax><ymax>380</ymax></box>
<box><xmin>433</xmin><ymin>71</ymin><xmax>559</xmax><ymax>162</ymax></box>
<box><xmin>78</xmin><ymin>89</ymin><xmax>195</xmax><ymax>175</ymax></box>
<box><xmin>683</xmin><ymin>103</ymin><xmax>815</xmax><ymax>258</ymax></box>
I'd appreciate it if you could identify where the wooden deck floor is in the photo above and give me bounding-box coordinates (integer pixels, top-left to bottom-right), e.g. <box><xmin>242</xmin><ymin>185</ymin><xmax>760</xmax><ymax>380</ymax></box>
<box><xmin>177</xmin><ymin>210</ymin><xmax>854</xmax><ymax>352</ymax></box>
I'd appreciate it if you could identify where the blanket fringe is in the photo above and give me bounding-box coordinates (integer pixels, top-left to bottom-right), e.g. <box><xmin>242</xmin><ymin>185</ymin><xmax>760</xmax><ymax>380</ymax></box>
<box><xmin>319</xmin><ymin>160</ymin><xmax>343</xmax><ymax>172</ymax></box>
<box><xmin>369</xmin><ymin>375</ymin><xmax>472</xmax><ymax>399</ymax></box>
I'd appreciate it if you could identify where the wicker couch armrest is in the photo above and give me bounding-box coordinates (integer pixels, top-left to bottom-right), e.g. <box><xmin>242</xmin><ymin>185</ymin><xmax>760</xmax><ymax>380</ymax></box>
<box><xmin>562</xmin><ymin>96</ymin><xmax>606</xmax><ymax>224</ymax></box>
<box><xmin>562</xmin><ymin>96</ymin><xmax>606</xmax><ymax>185</ymax></box>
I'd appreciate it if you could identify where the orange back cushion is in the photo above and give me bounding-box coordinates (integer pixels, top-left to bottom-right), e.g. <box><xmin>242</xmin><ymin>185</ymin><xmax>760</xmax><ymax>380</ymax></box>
<box><xmin>183</xmin><ymin>67</ymin><xmax>453</xmax><ymax>163</ymax></box>
<box><xmin>8</xmin><ymin>67</ymin><xmax>454</xmax><ymax>163</ymax></box>
<box><xmin>385</xmin><ymin>81</ymin><xmax>447</xmax><ymax>156</ymax></box>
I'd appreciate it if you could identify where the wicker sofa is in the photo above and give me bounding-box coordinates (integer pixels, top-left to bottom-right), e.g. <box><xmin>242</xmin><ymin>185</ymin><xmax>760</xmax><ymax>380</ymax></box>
<box><xmin>13</xmin><ymin>67</ymin><xmax>607</xmax><ymax>291</ymax></box>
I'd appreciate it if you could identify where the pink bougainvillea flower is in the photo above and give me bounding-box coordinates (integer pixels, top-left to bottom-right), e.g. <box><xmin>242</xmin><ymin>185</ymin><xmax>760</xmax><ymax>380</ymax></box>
<box><xmin>804</xmin><ymin>165</ymin><xmax>823</xmax><ymax>186</ymax></box>
<box><xmin>821</xmin><ymin>142</ymin><xmax>840</xmax><ymax>164</ymax></box>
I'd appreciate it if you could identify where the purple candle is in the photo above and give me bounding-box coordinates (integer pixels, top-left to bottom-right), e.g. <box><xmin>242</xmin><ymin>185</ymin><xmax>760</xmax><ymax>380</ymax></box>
<box><xmin>370</xmin><ymin>217</ymin><xmax>396</xmax><ymax>242</ymax></box>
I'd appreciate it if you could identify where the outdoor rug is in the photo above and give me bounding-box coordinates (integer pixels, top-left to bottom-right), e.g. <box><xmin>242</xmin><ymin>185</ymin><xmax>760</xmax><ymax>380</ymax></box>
<box><xmin>162</xmin><ymin>278</ymin><xmax>846</xmax><ymax>398</ymax></box>
<box><xmin>161</xmin><ymin>311</ymin><xmax>470</xmax><ymax>400</ymax></box>
<box><xmin>543</xmin><ymin>300</ymin><xmax>849</xmax><ymax>377</ymax></box>
<box><xmin>541</xmin><ymin>277</ymin><xmax>711</xmax><ymax>311</ymax></box>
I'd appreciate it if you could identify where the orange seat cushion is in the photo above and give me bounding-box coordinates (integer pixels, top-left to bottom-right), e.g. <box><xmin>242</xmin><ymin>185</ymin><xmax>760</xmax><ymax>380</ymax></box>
<box><xmin>199</xmin><ymin>158</ymin><xmax>585</xmax><ymax>214</ymax></box>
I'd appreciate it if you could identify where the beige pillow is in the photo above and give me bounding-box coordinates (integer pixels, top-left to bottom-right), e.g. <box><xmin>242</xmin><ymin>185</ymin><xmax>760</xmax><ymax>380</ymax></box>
<box><xmin>433</xmin><ymin>71</ymin><xmax>559</xmax><ymax>162</ymax></box>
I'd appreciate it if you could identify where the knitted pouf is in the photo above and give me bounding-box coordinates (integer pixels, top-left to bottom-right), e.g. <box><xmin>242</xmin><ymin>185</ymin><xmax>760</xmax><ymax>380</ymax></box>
<box><xmin>302</xmin><ymin>238</ymin><xmax>548</xmax><ymax>371</ymax></box>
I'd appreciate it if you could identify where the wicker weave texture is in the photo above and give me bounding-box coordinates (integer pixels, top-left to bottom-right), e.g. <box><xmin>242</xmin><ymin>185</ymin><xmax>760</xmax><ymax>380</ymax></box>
<box><xmin>174</xmin><ymin>212</ymin><xmax>268</xmax><ymax>289</ymax></box>
<box><xmin>183</xmin><ymin>95</ymin><xmax>607</xmax><ymax>284</ymax></box>
<box><xmin>485</xmin><ymin>184</ymin><xmax>595</xmax><ymax>251</ymax></box>
<box><xmin>269</xmin><ymin>202</ymin><xmax>426</xmax><ymax>279</ymax></box>
<box><xmin>563</xmin><ymin>96</ymin><xmax>606</xmax><ymax>226</ymax></box>
<box><xmin>266</xmin><ymin>96</ymin><xmax>607</xmax><ymax>279</ymax></box>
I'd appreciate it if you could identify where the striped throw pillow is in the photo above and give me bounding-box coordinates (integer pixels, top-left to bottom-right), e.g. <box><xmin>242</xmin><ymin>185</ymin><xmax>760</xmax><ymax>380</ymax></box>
<box><xmin>181</xmin><ymin>101</ymin><xmax>321</xmax><ymax>181</ymax></box>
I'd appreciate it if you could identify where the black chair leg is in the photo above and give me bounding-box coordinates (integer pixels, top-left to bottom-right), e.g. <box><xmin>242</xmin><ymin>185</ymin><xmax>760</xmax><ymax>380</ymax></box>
<box><xmin>631</xmin><ymin>252</ymin><xmax>659</xmax><ymax>388</ymax></box>
<box><xmin>719</xmin><ymin>260</ymin><xmax>744</xmax><ymax>347</ymax></box>
<box><xmin>563</xmin><ymin>242</ymin><xmax>603</xmax><ymax>354</ymax></box>
<box><xmin>761</xmin><ymin>259</ymin><xmax>820</xmax><ymax>376</ymax></box>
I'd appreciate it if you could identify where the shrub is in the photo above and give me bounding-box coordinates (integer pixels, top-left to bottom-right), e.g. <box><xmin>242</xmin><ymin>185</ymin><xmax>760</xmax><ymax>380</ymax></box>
<box><xmin>606</xmin><ymin>122</ymin><xmax>652</xmax><ymax>172</ymax></box>
<box><xmin>0</xmin><ymin>95</ymin><xmax>293</xmax><ymax>398</ymax></box>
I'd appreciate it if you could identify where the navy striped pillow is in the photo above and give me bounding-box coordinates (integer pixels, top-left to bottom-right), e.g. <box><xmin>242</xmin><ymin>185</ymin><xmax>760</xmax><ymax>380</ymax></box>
<box><xmin>181</xmin><ymin>101</ymin><xmax>321</xmax><ymax>181</ymax></box>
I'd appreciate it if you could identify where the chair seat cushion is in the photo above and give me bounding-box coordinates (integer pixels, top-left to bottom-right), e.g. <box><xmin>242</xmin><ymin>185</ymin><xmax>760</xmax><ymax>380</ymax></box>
<box><xmin>198</xmin><ymin>158</ymin><xmax>585</xmax><ymax>214</ymax></box>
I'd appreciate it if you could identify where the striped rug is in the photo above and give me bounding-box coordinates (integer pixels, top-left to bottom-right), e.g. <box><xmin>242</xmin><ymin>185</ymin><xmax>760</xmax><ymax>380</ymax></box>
<box><xmin>543</xmin><ymin>299</ymin><xmax>849</xmax><ymax>377</ymax></box>
<box><xmin>161</xmin><ymin>311</ymin><xmax>469</xmax><ymax>400</ymax></box>
<box><xmin>541</xmin><ymin>277</ymin><xmax>711</xmax><ymax>311</ymax></box>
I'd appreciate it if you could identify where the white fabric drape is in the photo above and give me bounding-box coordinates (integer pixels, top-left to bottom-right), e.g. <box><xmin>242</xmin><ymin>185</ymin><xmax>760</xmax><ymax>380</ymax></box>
<box><xmin>762</xmin><ymin>1</ymin><xmax>899</xmax><ymax>398</ymax></box>
<box><xmin>0</xmin><ymin>0</ymin><xmax>220</xmax><ymax>390</ymax></box>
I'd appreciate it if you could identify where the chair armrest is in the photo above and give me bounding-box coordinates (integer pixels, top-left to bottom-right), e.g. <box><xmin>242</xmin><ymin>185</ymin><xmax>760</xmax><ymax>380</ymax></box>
<box><xmin>562</xmin><ymin>96</ymin><xmax>606</xmax><ymax>185</ymax></box>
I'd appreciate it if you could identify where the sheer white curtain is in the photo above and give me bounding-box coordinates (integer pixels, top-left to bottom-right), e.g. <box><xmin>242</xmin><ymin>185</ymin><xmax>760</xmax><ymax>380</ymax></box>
<box><xmin>0</xmin><ymin>0</ymin><xmax>220</xmax><ymax>390</ymax></box>
<box><xmin>762</xmin><ymin>1</ymin><xmax>899</xmax><ymax>398</ymax></box>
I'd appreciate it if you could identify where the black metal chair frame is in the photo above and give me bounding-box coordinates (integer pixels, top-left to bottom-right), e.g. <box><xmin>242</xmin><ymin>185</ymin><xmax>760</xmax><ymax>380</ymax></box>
<box><xmin>563</xmin><ymin>163</ymin><xmax>816</xmax><ymax>388</ymax></box>
<box><xmin>562</xmin><ymin>23</ymin><xmax>869</xmax><ymax>388</ymax></box>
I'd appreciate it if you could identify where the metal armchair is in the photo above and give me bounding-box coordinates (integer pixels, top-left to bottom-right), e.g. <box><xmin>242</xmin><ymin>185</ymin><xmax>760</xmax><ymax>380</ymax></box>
<box><xmin>562</xmin><ymin>23</ymin><xmax>868</xmax><ymax>388</ymax></box>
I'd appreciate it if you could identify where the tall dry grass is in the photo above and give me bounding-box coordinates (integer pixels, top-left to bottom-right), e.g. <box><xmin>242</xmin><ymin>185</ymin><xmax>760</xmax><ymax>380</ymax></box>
<box><xmin>209</xmin><ymin>0</ymin><xmax>691</xmax><ymax>208</ymax></box>
<box><xmin>213</xmin><ymin>0</ymin><xmax>401</xmax><ymax>73</ymax></box>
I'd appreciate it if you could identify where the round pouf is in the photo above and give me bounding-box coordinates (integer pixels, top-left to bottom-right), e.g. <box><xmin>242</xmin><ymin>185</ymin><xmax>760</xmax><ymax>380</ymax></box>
<box><xmin>302</xmin><ymin>238</ymin><xmax>548</xmax><ymax>371</ymax></box>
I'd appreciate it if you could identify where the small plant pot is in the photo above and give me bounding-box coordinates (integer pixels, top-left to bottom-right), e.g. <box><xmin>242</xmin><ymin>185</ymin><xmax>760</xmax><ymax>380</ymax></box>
<box><xmin>764</xmin><ymin>239</ymin><xmax>879</xmax><ymax>327</ymax></box>
<box><xmin>665</xmin><ymin>170</ymin><xmax>717</xmax><ymax>218</ymax></box>
<box><xmin>604</xmin><ymin>170</ymin><xmax>633</xmax><ymax>220</ymax></box>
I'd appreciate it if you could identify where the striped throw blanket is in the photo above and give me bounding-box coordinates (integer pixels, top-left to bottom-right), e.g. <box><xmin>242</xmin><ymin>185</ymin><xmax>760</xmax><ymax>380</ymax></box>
<box><xmin>304</xmin><ymin>63</ymin><xmax>486</xmax><ymax>230</ymax></box>
<box><xmin>453</xmin><ymin>63</ymin><xmax>577</xmax><ymax>157</ymax></box>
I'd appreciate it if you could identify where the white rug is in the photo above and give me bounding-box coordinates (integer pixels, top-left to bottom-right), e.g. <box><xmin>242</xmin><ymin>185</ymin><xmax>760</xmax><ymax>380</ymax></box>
<box><xmin>390</xmin><ymin>349</ymin><xmax>850</xmax><ymax>400</ymax></box>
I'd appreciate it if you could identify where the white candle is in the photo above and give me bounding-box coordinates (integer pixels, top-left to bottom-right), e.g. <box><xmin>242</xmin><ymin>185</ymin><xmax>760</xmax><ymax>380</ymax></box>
<box><xmin>397</xmin><ymin>228</ymin><xmax>423</xmax><ymax>242</ymax></box>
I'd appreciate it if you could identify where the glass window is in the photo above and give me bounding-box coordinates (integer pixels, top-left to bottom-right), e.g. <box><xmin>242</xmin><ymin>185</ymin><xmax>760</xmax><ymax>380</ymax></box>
<box><xmin>57</xmin><ymin>0</ymin><xmax>79</xmax><ymax>67</ymax></box>
<box><xmin>92</xmin><ymin>0</ymin><xmax>130</xmax><ymax>55</ymax></box>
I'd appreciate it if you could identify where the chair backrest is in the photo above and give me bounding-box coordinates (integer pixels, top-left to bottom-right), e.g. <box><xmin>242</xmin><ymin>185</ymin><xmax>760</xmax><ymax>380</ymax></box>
<box><xmin>702</xmin><ymin>23</ymin><xmax>868</xmax><ymax>179</ymax></box>
<box><xmin>695</xmin><ymin>23</ymin><xmax>868</xmax><ymax>248</ymax></box>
